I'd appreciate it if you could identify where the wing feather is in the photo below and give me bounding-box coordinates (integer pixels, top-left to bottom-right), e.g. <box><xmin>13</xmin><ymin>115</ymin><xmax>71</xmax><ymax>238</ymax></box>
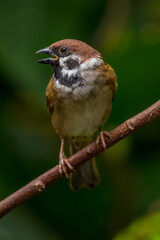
<box><xmin>104</xmin><ymin>62</ymin><xmax>117</xmax><ymax>100</ymax></box>
<box><xmin>46</xmin><ymin>76</ymin><xmax>54</xmax><ymax>114</ymax></box>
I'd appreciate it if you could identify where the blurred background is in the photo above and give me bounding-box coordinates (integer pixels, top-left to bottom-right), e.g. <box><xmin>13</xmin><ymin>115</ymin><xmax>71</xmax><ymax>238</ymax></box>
<box><xmin>0</xmin><ymin>0</ymin><xmax>160</xmax><ymax>239</ymax></box>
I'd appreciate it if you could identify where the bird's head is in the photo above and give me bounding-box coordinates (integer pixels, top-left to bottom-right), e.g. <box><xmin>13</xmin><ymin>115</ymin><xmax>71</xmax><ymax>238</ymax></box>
<box><xmin>36</xmin><ymin>39</ymin><xmax>103</xmax><ymax>88</ymax></box>
<box><xmin>36</xmin><ymin>39</ymin><xmax>102</xmax><ymax>69</ymax></box>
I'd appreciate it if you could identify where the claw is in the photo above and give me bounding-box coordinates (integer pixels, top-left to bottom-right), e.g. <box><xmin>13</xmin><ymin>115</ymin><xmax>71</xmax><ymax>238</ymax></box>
<box><xmin>96</xmin><ymin>128</ymin><xmax>111</xmax><ymax>151</ymax></box>
<box><xmin>64</xmin><ymin>159</ymin><xmax>75</xmax><ymax>171</ymax></box>
<box><xmin>59</xmin><ymin>162</ymin><xmax>63</xmax><ymax>177</ymax></box>
<box><xmin>59</xmin><ymin>157</ymin><xmax>69</xmax><ymax>178</ymax></box>
<box><xmin>58</xmin><ymin>138</ymin><xmax>75</xmax><ymax>178</ymax></box>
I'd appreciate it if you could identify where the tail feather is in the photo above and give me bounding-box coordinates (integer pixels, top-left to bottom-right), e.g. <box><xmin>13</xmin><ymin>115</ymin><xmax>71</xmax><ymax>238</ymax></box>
<box><xmin>69</xmin><ymin>136</ymin><xmax>100</xmax><ymax>190</ymax></box>
<box><xmin>69</xmin><ymin>158</ymin><xmax>100</xmax><ymax>190</ymax></box>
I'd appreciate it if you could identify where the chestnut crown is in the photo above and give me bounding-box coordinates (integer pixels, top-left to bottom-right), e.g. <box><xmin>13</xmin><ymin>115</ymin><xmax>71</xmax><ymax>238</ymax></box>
<box><xmin>36</xmin><ymin>39</ymin><xmax>102</xmax><ymax>64</ymax></box>
<box><xmin>49</xmin><ymin>39</ymin><xmax>101</xmax><ymax>61</ymax></box>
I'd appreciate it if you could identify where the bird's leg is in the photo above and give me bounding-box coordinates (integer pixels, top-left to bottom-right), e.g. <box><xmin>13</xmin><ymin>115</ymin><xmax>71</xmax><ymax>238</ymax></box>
<box><xmin>96</xmin><ymin>127</ymin><xmax>111</xmax><ymax>151</ymax></box>
<box><xmin>59</xmin><ymin>138</ymin><xmax>75</xmax><ymax>179</ymax></box>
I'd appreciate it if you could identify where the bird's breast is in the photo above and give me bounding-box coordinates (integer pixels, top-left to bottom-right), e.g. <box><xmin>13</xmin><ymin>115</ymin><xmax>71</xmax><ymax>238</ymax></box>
<box><xmin>52</xmin><ymin>70</ymin><xmax>113</xmax><ymax>137</ymax></box>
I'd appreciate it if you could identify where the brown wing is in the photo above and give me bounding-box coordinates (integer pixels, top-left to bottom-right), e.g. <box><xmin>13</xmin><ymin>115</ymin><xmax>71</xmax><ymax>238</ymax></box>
<box><xmin>104</xmin><ymin>62</ymin><xmax>117</xmax><ymax>100</ymax></box>
<box><xmin>46</xmin><ymin>76</ymin><xmax>54</xmax><ymax>114</ymax></box>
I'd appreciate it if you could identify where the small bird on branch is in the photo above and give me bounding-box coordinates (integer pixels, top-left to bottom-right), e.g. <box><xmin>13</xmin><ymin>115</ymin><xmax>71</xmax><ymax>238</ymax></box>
<box><xmin>36</xmin><ymin>39</ymin><xmax>117</xmax><ymax>190</ymax></box>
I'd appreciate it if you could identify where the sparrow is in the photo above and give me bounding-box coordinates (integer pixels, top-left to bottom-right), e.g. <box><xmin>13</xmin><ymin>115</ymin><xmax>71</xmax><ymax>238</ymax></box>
<box><xmin>36</xmin><ymin>39</ymin><xmax>117</xmax><ymax>190</ymax></box>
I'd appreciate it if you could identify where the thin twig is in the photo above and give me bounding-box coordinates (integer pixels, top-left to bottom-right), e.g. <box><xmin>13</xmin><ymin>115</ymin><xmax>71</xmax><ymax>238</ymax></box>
<box><xmin>0</xmin><ymin>100</ymin><xmax>160</xmax><ymax>219</ymax></box>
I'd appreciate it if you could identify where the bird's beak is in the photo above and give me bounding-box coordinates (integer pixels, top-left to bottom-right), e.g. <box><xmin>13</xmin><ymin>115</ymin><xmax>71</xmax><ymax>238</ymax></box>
<box><xmin>36</xmin><ymin>47</ymin><xmax>52</xmax><ymax>55</ymax></box>
<box><xmin>36</xmin><ymin>47</ymin><xmax>58</xmax><ymax>64</ymax></box>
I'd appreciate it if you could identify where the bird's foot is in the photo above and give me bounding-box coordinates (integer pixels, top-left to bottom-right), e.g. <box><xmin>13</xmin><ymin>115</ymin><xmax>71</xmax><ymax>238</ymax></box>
<box><xmin>59</xmin><ymin>154</ymin><xmax>75</xmax><ymax>179</ymax></box>
<box><xmin>96</xmin><ymin>130</ymin><xmax>111</xmax><ymax>151</ymax></box>
<box><xmin>59</xmin><ymin>138</ymin><xmax>75</xmax><ymax>178</ymax></box>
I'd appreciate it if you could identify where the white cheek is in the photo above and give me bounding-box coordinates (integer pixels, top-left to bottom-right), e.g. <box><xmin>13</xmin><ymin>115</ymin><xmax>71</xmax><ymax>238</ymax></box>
<box><xmin>59</xmin><ymin>54</ymin><xmax>81</xmax><ymax>68</ymax></box>
<box><xmin>59</xmin><ymin>54</ymin><xmax>82</xmax><ymax>78</ymax></box>
<box><xmin>80</xmin><ymin>58</ymin><xmax>103</xmax><ymax>70</ymax></box>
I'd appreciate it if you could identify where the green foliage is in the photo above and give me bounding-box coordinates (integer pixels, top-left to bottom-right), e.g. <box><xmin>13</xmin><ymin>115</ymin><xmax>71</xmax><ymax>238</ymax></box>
<box><xmin>0</xmin><ymin>0</ymin><xmax>160</xmax><ymax>239</ymax></box>
<box><xmin>114</xmin><ymin>212</ymin><xmax>160</xmax><ymax>240</ymax></box>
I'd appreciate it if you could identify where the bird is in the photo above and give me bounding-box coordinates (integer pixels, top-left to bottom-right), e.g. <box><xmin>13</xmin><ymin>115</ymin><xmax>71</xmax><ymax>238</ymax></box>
<box><xmin>36</xmin><ymin>39</ymin><xmax>117</xmax><ymax>190</ymax></box>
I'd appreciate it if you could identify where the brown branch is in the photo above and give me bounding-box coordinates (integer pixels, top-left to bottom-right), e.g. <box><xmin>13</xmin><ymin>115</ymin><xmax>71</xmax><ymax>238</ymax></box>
<box><xmin>0</xmin><ymin>100</ymin><xmax>160</xmax><ymax>219</ymax></box>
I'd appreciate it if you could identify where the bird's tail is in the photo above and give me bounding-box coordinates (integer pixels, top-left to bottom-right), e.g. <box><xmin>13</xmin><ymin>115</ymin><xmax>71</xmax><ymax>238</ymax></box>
<box><xmin>69</xmin><ymin>136</ymin><xmax>100</xmax><ymax>190</ymax></box>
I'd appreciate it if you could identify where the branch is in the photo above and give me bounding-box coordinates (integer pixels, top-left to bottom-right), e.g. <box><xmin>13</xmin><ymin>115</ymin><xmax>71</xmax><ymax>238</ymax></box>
<box><xmin>0</xmin><ymin>100</ymin><xmax>160</xmax><ymax>218</ymax></box>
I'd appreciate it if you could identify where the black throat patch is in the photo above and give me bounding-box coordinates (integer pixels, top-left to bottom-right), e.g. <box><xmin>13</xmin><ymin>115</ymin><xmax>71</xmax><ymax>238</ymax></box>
<box><xmin>53</xmin><ymin>58</ymin><xmax>83</xmax><ymax>88</ymax></box>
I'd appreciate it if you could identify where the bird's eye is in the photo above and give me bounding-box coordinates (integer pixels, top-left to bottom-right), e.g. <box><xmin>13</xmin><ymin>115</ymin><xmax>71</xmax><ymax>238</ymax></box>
<box><xmin>59</xmin><ymin>46</ymin><xmax>68</xmax><ymax>54</ymax></box>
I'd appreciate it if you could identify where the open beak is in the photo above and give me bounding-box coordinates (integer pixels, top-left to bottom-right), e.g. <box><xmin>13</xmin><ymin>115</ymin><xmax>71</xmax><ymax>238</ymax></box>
<box><xmin>36</xmin><ymin>47</ymin><xmax>58</xmax><ymax>64</ymax></box>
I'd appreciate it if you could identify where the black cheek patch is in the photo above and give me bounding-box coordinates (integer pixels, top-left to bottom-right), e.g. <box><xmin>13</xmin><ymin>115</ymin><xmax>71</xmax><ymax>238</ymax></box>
<box><xmin>53</xmin><ymin>65</ymin><xmax>82</xmax><ymax>87</ymax></box>
<box><xmin>64</xmin><ymin>58</ymin><xmax>80</xmax><ymax>69</ymax></box>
